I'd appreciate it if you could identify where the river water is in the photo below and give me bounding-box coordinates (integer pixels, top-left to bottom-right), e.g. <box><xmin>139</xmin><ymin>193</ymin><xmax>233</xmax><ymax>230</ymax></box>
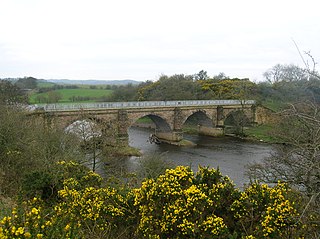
<box><xmin>127</xmin><ymin>127</ymin><xmax>274</xmax><ymax>188</ymax></box>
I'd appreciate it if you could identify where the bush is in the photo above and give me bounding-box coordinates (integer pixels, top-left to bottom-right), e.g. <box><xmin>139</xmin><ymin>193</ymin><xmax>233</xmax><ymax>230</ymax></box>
<box><xmin>20</xmin><ymin>161</ymin><xmax>89</xmax><ymax>203</ymax></box>
<box><xmin>0</xmin><ymin>166</ymin><xmax>308</xmax><ymax>238</ymax></box>
<box><xmin>134</xmin><ymin>166</ymin><xmax>301</xmax><ymax>238</ymax></box>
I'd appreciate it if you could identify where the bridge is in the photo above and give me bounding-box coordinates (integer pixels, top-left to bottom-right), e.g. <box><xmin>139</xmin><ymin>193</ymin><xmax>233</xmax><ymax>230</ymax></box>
<box><xmin>34</xmin><ymin>100</ymin><xmax>257</xmax><ymax>145</ymax></box>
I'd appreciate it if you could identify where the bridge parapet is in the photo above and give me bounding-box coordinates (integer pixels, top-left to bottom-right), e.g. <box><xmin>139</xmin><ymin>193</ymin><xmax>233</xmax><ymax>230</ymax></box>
<box><xmin>36</xmin><ymin>100</ymin><xmax>255</xmax><ymax>112</ymax></box>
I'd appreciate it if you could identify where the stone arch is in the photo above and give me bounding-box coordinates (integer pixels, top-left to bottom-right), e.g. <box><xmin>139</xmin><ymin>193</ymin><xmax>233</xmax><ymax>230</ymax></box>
<box><xmin>147</xmin><ymin>115</ymin><xmax>171</xmax><ymax>132</ymax></box>
<box><xmin>62</xmin><ymin>114</ymin><xmax>123</xmax><ymax>148</ymax></box>
<box><xmin>61</xmin><ymin>115</ymin><xmax>104</xmax><ymax>131</ymax></box>
<box><xmin>128</xmin><ymin>112</ymin><xmax>172</xmax><ymax>132</ymax></box>
<box><xmin>64</xmin><ymin>114</ymin><xmax>113</xmax><ymax>138</ymax></box>
<box><xmin>127</xmin><ymin>112</ymin><xmax>183</xmax><ymax>143</ymax></box>
<box><xmin>182</xmin><ymin>110</ymin><xmax>214</xmax><ymax>128</ymax></box>
<box><xmin>177</xmin><ymin>109</ymin><xmax>223</xmax><ymax>137</ymax></box>
<box><xmin>224</xmin><ymin>109</ymin><xmax>252</xmax><ymax>135</ymax></box>
<box><xmin>224</xmin><ymin>108</ymin><xmax>252</xmax><ymax>126</ymax></box>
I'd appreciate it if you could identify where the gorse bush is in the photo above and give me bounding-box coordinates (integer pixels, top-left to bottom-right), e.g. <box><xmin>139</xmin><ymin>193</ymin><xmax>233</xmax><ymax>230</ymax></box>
<box><xmin>134</xmin><ymin>166</ymin><xmax>235</xmax><ymax>238</ymax></box>
<box><xmin>0</xmin><ymin>164</ymin><xmax>310</xmax><ymax>238</ymax></box>
<box><xmin>134</xmin><ymin>166</ymin><xmax>301</xmax><ymax>238</ymax></box>
<box><xmin>231</xmin><ymin>183</ymin><xmax>300</xmax><ymax>238</ymax></box>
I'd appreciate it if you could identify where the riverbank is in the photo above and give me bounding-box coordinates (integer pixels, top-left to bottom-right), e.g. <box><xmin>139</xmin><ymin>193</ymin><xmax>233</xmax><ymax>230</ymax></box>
<box><xmin>128</xmin><ymin>127</ymin><xmax>274</xmax><ymax>188</ymax></box>
<box><xmin>133</xmin><ymin>119</ymin><xmax>278</xmax><ymax>144</ymax></box>
<box><xmin>158</xmin><ymin>139</ymin><xmax>196</xmax><ymax>146</ymax></box>
<box><xmin>243</xmin><ymin>124</ymin><xmax>279</xmax><ymax>143</ymax></box>
<box><xmin>112</xmin><ymin>145</ymin><xmax>142</xmax><ymax>157</ymax></box>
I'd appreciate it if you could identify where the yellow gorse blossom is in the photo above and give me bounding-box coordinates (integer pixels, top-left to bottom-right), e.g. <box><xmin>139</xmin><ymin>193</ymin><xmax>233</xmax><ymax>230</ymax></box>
<box><xmin>0</xmin><ymin>165</ymin><xmax>307</xmax><ymax>238</ymax></box>
<box><xmin>134</xmin><ymin>166</ymin><xmax>233</xmax><ymax>238</ymax></box>
<box><xmin>231</xmin><ymin>182</ymin><xmax>300</xmax><ymax>238</ymax></box>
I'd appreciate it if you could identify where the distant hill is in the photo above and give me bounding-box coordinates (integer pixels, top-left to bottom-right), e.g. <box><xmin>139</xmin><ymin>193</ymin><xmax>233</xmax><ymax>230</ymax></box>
<box><xmin>46</xmin><ymin>79</ymin><xmax>141</xmax><ymax>85</ymax></box>
<box><xmin>1</xmin><ymin>78</ymin><xmax>142</xmax><ymax>85</ymax></box>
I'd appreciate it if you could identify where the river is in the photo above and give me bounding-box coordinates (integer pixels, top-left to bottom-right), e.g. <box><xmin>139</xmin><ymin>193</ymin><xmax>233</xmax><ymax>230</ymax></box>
<box><xmin>127</xmin><ymin>127</ymin><xmax>274</xmax><ymax>188</ymax></box>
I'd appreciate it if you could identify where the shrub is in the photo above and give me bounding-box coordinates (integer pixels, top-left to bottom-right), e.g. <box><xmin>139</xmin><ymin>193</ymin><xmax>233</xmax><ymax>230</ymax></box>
<box><xmin>134</xmin><ymin>166</ymin><xmax>302</xmax><ymax>238</ymax></box>
<box><xmin>0</xmin><ymin>166</ymin><xmax>306</xmax><ymax>238</ymax></box>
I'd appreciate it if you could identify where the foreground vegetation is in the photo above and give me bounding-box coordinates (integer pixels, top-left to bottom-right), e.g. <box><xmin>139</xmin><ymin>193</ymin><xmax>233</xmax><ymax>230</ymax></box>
<box><xmin>1</xmin><ymin>163</ymin><xmax>316</xmax><ymax>238</ymax></box>
<box><xmin>1</xmin><ymin>59</ymin><xmax>320</xmax><ymax>238</ymax></box>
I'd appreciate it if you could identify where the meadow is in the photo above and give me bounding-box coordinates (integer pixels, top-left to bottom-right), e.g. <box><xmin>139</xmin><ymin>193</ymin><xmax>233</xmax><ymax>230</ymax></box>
<box><xmin>29</xmin><ymin>87</ymin><xmax>113</xmax><ymax>104</ymax></box>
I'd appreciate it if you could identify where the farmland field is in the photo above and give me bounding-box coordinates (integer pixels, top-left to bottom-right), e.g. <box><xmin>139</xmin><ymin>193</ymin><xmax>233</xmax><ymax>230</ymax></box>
<box><xmin>29</xmin><ymin>88</ymin><xmax>113</xmax><ymax>103</ymax></box>
<box><xmin>36</xmin><ymin>81</ymin><xmax>56</xmax><ymax>88</ymax></box>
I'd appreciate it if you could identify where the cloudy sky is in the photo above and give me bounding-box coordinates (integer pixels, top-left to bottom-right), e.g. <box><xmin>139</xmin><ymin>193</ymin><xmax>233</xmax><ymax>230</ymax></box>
<box><xmin>0</xmin><ymin>0</ymin><xmax>319</xmax><ymax>81</ymax></box>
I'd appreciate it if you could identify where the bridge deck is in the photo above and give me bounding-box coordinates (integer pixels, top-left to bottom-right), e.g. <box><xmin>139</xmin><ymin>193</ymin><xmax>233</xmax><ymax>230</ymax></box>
<box><xmin>35</xmin><ymin>100</ymin><xmax>255</xmax><ymax>112</ymax></box>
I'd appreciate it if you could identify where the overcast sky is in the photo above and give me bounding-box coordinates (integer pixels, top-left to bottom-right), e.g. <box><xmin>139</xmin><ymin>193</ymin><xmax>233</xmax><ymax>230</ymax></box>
<box><xmin>0</xmin><ymin>0</ymin><xmax>319</xmax><ymax>82</ymax></box>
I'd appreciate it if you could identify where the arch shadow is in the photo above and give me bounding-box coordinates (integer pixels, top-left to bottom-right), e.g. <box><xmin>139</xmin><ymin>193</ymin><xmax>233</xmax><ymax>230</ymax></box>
<box><xmin>224</xmin><ymin>110</ymin><xmax>251</xmax><ymax>135</ymax></box>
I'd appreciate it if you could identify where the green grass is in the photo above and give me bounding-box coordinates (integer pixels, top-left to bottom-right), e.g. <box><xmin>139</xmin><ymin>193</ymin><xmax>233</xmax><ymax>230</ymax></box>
<box><xmin>244</xmin><ymin>124</ymin><xmax>278</xmax><ymax>143</ymax></box>
<box><xmin>29</xmin><ymin>88</ymin><xmax>113</xmax><ymax>104</ymax></box>
<box><xmin>36</xmin><ymin>81</ymin><xmax>56</xmax><ymax>88</ymax></box>
<box><xmin>182</xmin><ymin>125</ymin><xmax>199</xmax><ymax>135</ymax></box>
<box><xmin>58</xmin><ymin>89</ymin><xmax>112</xmax><ymax>102</ymax></box>
<box><xmin>136</xmin><ymin>116</ymin><xmax>153</xmax><ymax>123</ymax></box>
<box><xmin>261</xmin><ymin>99</ymin><xmax>286</xmax><ymax>112</ymax></box>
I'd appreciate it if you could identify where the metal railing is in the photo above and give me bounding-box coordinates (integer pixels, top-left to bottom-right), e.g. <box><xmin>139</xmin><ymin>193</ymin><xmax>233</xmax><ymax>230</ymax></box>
<box><xmin>35</xmin><ymin>100</ymin><xmax>255</xmax><ymax>112</ymax></box>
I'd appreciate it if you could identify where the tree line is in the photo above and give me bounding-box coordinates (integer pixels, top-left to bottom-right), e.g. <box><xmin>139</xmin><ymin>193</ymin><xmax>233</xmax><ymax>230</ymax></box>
<box><xmin>107</xmin><ymin>66</ymin><xmax>320</xmax><ymax>110</ymax></box>
<box><xmin>7</xmin><ymin>64</ymin><xmax>320</xmax><ymax>107</ymax></box>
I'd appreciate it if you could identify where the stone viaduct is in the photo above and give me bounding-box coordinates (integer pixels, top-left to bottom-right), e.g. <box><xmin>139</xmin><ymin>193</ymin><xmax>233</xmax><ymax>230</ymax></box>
<box><xmin>33</xmin><ymin>100</ymin><xmax>258</xmax><ymax>145</ymax></box>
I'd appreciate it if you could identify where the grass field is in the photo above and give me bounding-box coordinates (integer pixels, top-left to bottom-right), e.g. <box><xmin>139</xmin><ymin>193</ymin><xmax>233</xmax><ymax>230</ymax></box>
<box><xmin>37</xmin><ymin>81</ymin><xmax>56</xmax><ymax>88</ymax></box>
<box><xmin>244</xmin><ymin>124</ymin><xmax>278</xmax><ymax>143</ymax></box>
<box><xmin>29</xmin><ymin>88</ymin><xmax>113</xmax><ymax>103</ymax></box>
<box><xmin>261</xmin><ymin>99</ymin><xmax>286</xmax><ymax>112</ymax></box>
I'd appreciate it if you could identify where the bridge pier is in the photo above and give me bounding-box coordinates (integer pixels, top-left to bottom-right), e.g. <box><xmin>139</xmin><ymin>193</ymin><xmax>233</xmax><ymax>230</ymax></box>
<box><xmin>155</xmin><ymin>130</ymin><xmax>183</xmax><ymax>143</ymax></box>
<box><xmin>34</xmin><ymin>100</ymin><xmax>258</xmax><ymax>148</ymax></box>
<box><xmin>117</xmin><ymin>133</ymin><xmax>129</xmax><ymax>146</ymax></box>
<box><xmin>198</xmin><ymin>126</ymin><xmax>224</xmax><ymax>137</ymax></box>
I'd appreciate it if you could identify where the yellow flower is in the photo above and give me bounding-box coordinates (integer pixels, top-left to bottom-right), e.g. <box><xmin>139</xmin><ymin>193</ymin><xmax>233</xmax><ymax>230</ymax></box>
<box><xmin>36</xmin><ymin>233</ymin><xmax>43</xmax><ymax>239</ymax></box>
<box><xmin>31</xmin><ymin>207</ymin><xmax>39</xmax><ymax>215</ymax></box>
<box><xmin>64</xmin><ymin>224</ymin><xmax>70</xmax><ymax>231</ymax></box>
<box><xmin>15</xmin><ymin>227</ymin><xmax>24</xmax><ymax>235</ymax></box>
<box><xmin>45</xmin><ymin>220</ymin><xmax>52</xmax><ymax>227</ymax></box>
<box><xmin>24</xmin><ymin>232</ymin><xmax>31</xmax><ymax>238</ymax></box>
<box><xmin>0</xmin><ymin>216</ymin><xmax>11</xmax><ymax>225</ymax></box>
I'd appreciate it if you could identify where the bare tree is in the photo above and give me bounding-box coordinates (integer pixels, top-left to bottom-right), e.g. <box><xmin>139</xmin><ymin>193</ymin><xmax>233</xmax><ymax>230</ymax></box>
<box><xmin>292</xmin><ymin>39</ymin><xmax>320</xmax><ymax>81</ymax></box>
<box><xmin>248</xmin><ymin>102</ymin><xmax>320</xmax><ymax>194</ymax></box>
<box><xmin>263</xmin><ymin>64</ymin><xmax>308</xmax><ymax>83</ymax></box>
<box><xmin>65</xmin><ymin>119</ymin><xmax>102</xmax><ymax>172</ymax></box>
<box><xmin>247</xmin><ymin>102</ymin><xmax>320</xmax><ymax>238</ymax></box>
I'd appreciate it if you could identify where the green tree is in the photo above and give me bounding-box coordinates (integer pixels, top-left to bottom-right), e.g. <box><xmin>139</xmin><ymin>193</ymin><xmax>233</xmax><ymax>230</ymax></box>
<box><xmin>15</xmin><ymin>77</ymin><xmax>38</xmax><ymax>89</ymax></box>
<box><xmin>110</xmin><ymin>84</ymin><xmax>138</xmax><ymax>101</ymax></box>
<box><xmin>47</xmin><ymin>91</ymin><xmax>62</xmax><ymax>103</ymax></box>
<box><xmin>194</xmin><ymin>70</ymin><xmax>209</xmax><ymax>81</ymax></box>
<box><xmin>0</xmin><ymin>80</ymin><xmax>27</xmax><ymax>105</ymax></box>
<box><xmin>200</xmin><ymin>78</ymin><xmax>256</xmax><ymax>100</ymax></box>
<box><xmin>137</xmin><ymin>74</ymin><xmax>202</xmax><ymax>101</ymax></box>
<box><xmin>0</xmin><ymin>105</ymin><xmax>82</xmax><ymax>197</ymax></box>
<box><xmin>35</xmin><ymin>95</ymin><xmax>47</xmax><ymax>103</ymax></box>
